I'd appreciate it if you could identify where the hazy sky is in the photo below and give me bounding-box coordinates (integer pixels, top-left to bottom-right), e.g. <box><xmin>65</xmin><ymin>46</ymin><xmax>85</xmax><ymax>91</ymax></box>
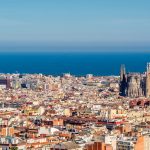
<box><xmin>0</xmin><ymin>0</ymin><xmax>150</xmax><ymax>50</ymax></box>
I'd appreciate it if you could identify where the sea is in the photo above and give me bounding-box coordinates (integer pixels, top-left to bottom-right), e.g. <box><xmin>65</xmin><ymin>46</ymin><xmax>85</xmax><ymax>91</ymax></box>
<box><xmin>0</xmin><ymin>51</ymin><xmax>149</xmax><ymax>76</ymax></box>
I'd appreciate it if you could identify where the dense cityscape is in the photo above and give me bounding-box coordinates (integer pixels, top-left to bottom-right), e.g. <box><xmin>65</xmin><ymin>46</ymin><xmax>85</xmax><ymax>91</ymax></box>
<box><xmin>0</xmin><ymin>0</ymin><xmax>149</xmax><ymax>150</ymax></box>
<box><xmin>0</xmin><ymin>64</ymin><xmax>149</xmax><ymax>150</ymax></box>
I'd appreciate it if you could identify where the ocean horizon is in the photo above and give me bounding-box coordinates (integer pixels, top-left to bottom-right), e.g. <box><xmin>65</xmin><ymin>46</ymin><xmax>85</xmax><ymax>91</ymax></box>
<box><xmin>0</xmin><ymin>51</ymin><xmax>149</xmax><ymax>76</ymax></box>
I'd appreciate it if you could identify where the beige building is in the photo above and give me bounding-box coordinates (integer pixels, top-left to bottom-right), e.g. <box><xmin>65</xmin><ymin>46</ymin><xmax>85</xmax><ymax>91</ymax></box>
<box><xmin>146</xmin><ymin>63</ymin><xmax>150</xmax><ymax>98</ymax></box>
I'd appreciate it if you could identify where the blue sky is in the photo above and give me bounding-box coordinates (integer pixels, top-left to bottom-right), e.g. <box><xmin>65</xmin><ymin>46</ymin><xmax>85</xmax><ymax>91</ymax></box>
<box><xmin>0</xmin><ymin>0</ymin><xmax>150</xmax><ymax>51</ymax></box>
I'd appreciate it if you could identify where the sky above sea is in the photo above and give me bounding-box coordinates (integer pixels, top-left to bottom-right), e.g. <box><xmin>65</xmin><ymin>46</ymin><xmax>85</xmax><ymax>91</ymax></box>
<box><xmin>0</xmin><ymin>0</ymin><xmax>150</xmax><ymax>51</ymax></box>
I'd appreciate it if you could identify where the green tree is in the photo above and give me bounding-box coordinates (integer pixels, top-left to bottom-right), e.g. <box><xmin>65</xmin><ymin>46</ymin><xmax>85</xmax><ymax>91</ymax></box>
<box><xmin>10</xmin><ymin>147</ymin><xmax>18</xmax><ymax>150</ymax></box>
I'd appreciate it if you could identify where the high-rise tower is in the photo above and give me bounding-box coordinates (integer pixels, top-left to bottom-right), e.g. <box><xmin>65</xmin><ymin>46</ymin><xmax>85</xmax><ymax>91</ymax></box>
<box><xmin>146</xmin><ymin>63</ymin><xmax>150</xmax><ymax>97</ymax></box>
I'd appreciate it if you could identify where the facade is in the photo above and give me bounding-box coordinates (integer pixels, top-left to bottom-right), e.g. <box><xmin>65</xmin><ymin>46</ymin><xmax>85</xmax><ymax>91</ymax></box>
<box><xmin>0</xmin><ymin>77</ymin><xmax>11</xmax><ymax>89</ymax></box>
<box><xmin>119</xmin><ymin>63</ymin><xmax>150</xmax><ymax>98</ymax></box>
<box><xmin>116</xmin><ymin>136</ymin><xmax>144</xmax><ymax>150</ymax></box>
<box><xmin>84</xmin><ymin>142</ymin><xmax>113</xmax><ymax>150</ymax></box>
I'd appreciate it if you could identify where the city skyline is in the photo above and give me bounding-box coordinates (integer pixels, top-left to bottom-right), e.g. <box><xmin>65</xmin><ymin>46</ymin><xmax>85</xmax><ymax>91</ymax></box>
<box><xmin>0</xmin><ymin>1</ymin><xmax>150</xmax><ymax>149</ymax></box>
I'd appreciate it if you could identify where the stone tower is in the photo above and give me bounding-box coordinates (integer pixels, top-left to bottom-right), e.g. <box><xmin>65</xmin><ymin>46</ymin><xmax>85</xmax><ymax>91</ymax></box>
<box><xmin>120</xmin><ymin>64</ymin><xmax>127</xmax><ymax>96</ymax></box>
<box><xmin>127</xmin><ymin>74</ymin><xmax>143</xmax><ymax>98</ymax></box>
<box><xmin>146</xmin><ymin>63</ymin><xmax>150</xmax><ymax>98</ymax></box>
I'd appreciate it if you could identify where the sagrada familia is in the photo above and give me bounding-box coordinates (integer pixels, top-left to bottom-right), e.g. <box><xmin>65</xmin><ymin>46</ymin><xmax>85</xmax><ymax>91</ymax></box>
<box><xmin>119</xmin><ymin>63</ymin><xmax>150</xmax><ymax>98</ymax></box>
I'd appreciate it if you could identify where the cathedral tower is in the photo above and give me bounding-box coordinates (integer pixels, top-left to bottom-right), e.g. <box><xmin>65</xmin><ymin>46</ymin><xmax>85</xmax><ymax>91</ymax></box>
<box><xmin>146</xmin><ymin>63</ymin><xmax>150</xmax><ymax>98</ymax></box>
<box><xmin>120</xmin><ymin>64</ymin><xmax>127</xmax><ymax>96</ymax></box>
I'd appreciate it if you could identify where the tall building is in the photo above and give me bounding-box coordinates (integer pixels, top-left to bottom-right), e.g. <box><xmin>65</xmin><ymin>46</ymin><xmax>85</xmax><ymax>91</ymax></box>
<box><xmin>126</xmin><ymin>73</ymin><xmax>144</xmax><ymax>97</ymax></box>
<box><xmin>119</xmin><ymin>63</ymin><xmax>149</xmax><ymax>98</ymax></box>
<box><xmin>120</xmin><ymin>65</ymin><xmax>127</xmax><ymax>96</ymax></box>
<box><xmin>0</xmin><ymin>77</ymin><xmax>11</xmax><ymax>89</ymax></box>
<box><xmin>146</xmin><ymin>63</ymin><xmax>150</xmax><ymax>98</ymax></box>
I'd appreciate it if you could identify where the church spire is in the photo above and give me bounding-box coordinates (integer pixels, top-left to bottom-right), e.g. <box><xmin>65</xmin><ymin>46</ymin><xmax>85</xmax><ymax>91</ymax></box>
<box><xmin>147</xmin><ymin>63</ymin><xmax>150</xmax><ymax>73</ymax></box>
<box><xmin>120</xmin><ymin>64</ymin><xmax>126</xmax><ymax>81</ymax></box>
